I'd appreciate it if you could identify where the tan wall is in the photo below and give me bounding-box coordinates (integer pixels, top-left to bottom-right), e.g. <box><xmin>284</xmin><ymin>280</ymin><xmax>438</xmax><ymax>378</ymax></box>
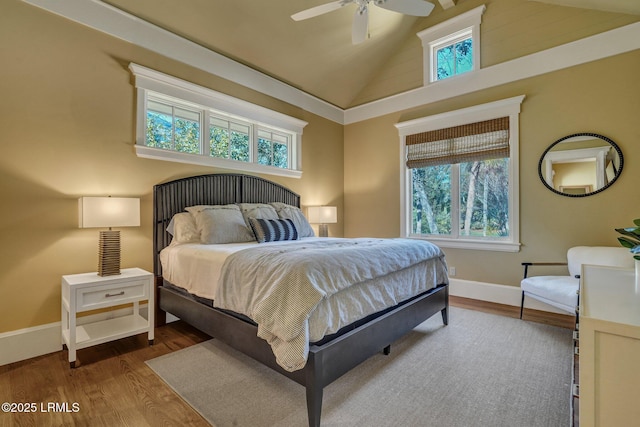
<box><xmin>344</xmin><ymin>50</ymin><xmax>640</xmax><ymax>287</ymax></box>
<box><xmin>0</xmin><ymin>1</ymin><xmax>344</xmax><ymax>333</ymax></box>
<box><xmin>553</xmin><ymin>162</ymin><xmax>597</xmax><ymax>192</ymax></box>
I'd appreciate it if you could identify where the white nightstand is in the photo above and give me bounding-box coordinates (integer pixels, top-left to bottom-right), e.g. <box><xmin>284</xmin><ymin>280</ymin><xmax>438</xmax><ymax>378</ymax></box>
<box><xmin>61</xmin><ymin>267</ymin><xmax>154</xmax><ymax>368</ymax></box>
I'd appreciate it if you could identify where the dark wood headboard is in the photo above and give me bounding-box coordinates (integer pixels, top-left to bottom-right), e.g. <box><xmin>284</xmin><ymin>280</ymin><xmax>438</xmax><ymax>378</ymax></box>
<box><xmin>153</xmin><ymin>173</ymin><xmax>301</xmax><ymax>276</ymax></box>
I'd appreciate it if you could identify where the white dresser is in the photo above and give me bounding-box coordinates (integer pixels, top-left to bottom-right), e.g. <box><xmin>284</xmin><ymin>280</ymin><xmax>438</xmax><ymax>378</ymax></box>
<box><xmin>578</xmin><ymin>264</ymin><xmax>640</xmax><ymax>426</ymax></box>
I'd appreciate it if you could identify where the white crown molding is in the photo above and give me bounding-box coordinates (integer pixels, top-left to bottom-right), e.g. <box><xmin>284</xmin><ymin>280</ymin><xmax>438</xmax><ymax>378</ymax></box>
<box><xmin>21</xmin><ymin>1</ymin><xmax>640</xmax><ymax>126</ymax></box>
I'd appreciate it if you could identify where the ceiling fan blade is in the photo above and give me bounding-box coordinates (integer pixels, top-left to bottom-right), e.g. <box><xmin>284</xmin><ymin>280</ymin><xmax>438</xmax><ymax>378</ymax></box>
<box><xmin>352</xmin><ymin>5</ymin><xmax>369</xmax><ymax>44</ymax></box>
<box><xmin>375</xmin><ymin>0</ymin><xmax>435</xmax><ymax>16</ymax></box>
<box><xmin>291</xmin><ymin>1</ymin><xmax>349</xmax><ymax>21</ymax></box>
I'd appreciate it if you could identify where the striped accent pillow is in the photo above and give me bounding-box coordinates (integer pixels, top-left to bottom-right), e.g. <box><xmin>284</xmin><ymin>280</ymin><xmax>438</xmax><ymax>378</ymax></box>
<box><xmin>248</xmin><ymin>217</ymin><xmax>299</xmax><ymax>243</ymax></box>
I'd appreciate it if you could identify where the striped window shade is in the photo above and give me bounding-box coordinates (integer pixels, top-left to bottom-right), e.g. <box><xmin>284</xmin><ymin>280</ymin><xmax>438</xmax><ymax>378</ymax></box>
<box><xmin>406</xmin><ymin>117</ymin><xmax>510</xmax><ymax>168</ymax></box>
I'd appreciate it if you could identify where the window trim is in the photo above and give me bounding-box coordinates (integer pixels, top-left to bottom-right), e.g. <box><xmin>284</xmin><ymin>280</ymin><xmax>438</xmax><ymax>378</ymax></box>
<box><xmin>395</xmin><ymin>95</ymin><xmax>525</xmax><ymax>252</ymax></box>
<box><xmin>417</xmin><ymin>4</ymin><xmax>486</xmax><ymax>85</ymax></box>
<box><xmin>130</xmin><ymin>63</ymin><xmax>308</xmax><ymax>178</ymax></box>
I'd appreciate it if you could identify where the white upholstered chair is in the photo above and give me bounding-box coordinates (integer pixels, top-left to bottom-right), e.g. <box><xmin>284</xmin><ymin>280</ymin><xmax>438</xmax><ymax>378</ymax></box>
<box><xmin>520</xmin><ymin>246</ymin><xmax>634</xmax><ymax>318</ymax></box>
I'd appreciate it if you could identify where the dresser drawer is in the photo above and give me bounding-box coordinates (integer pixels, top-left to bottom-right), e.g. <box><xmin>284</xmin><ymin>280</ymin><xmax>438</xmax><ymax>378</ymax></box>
<box><xmin>76</xmin><ymin>280</ymin><xmax>149</xmax><ymax>311</ymax></box>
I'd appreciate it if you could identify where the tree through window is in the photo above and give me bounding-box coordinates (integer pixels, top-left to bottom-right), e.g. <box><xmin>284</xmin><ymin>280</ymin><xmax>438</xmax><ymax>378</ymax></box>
<box><xmin>435</xmin><ymin>36</ymin><xmax>473</xmax><ymax>80</ymax></box>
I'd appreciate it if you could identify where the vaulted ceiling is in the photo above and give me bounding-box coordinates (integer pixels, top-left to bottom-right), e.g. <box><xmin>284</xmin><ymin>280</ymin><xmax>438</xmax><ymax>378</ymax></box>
<box><xmin>101</xmin><ymin>0</ymin><xmax>639</xmax><ymax>109</ymax></box>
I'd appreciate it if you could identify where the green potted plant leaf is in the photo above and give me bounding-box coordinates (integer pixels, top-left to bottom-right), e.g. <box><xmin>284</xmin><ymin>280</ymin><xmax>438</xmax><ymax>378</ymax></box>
<box><xmin>616</xmin><ymin>218</ymin><xmax>640</xmax><ymax>292</ymax></box>
<box><xmin>616</xmin><ymin>218</ymin><xmax>640</xmax><ymax>260</ymax></box>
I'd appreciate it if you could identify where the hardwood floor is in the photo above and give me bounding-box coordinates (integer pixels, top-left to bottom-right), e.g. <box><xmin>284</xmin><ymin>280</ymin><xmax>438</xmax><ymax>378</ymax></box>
<box><xmin>0</xmin><ymin>321</ymin><xmax>212</xmax><ymax>427</ymax></box>
<box><xmin>450</xmin><ymin>295</ymin><xmax>576</xmax><ymax>329</ymax></box>
<box><xmin>0</xmin><ymin>298</ymin><xmax>573</xmax><ymax>427</ymax></box>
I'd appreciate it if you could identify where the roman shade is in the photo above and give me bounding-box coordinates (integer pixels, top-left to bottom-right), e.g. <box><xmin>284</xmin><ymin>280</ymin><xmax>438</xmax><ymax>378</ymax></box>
<box><xmin>406</xmin><ymin>117</ymin><xmax>510</xmax><ymax>168</ymax></box>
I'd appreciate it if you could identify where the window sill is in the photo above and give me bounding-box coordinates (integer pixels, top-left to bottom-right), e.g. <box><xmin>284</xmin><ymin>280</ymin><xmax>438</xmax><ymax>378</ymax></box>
<box><xmin>406</xmin><ymin>235</ymin><xmax>521</xmax><ymax>252</ymax></box>
<box><xmin>135</xmin><ymin>145</ymin><xmax>303</xmax><ymax>179</ymax></box>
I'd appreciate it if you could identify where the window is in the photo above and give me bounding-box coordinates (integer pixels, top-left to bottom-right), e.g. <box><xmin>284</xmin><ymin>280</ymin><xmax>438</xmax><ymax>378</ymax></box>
<box><xmin>417</xmin><ymin>5</ymin><xmax>485</xmax><ymax>84</ymax></box>
<box><xmin>147</xmin><ymin>98</ymin><xmax>201</xmax><ymax>154</ymax></box>
<box><xmin>209</xmin><ymin>116</ymin><xmax>250</xmax><ymax>162</ymax></box>
<box><xmin>432</xmin><ymin>29</ymin><xmax>473</xmax><ymax>81</ymax></box>
<box><xmin>257</xmin><ymin>129</ymin><xmax>290</xmax><ymax>169</ymax></box>
<box><xmin>396</xmin><ymin>96</ymin><xmax>524</xmax><ymax>252</ymax></box>
<box><xmin>130</xmin><ymin>63</ymin><xmax>307</xmax><ymax>178</ymax></box>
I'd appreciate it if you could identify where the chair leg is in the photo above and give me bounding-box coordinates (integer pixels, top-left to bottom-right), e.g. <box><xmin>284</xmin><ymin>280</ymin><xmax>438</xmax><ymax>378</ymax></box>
<box><xmin>519</xmin><ymin>291</ymin><xmax>525</xmax><ymax>319</ymax></box>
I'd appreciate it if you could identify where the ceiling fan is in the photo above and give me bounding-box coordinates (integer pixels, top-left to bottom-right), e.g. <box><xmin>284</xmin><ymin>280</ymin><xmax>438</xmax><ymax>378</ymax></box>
<box><xmin>292</xmin><ymin>0</ymin><xmax>435</xmax><ymax>44</ymax></box>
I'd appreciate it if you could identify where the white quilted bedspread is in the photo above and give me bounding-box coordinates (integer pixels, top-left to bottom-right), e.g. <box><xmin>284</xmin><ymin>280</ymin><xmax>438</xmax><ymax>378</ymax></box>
<box><xmin>214</xmin><ymin>238</ymin><xmax>447</xmax><ymax>372</ymax></box>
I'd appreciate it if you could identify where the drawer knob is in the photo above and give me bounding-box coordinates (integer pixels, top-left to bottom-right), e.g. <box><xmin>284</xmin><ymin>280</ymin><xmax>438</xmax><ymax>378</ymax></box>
<box><xmin>105</xmin><ymin>291</ymin><xmax>125</xmax><ymax>298</ymax></box>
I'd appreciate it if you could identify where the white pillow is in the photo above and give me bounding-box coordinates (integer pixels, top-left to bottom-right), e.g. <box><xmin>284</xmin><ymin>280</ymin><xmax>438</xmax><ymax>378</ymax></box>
<box><xmin>238</xmin><ymin>203</ymin><xmax>279</xmax><ymax>227</ymax></box>
<box><xmin>185</xmin><ymin>204</ymin><xmax>255</xmax><ymax>244</ymax></box>
<box><xmin>270</xmin><ymin>202</ymin><xmax>315</xmax><ymax>238</ymax></box>
<box><xmin>166</xmin><ymin>212</ymin><xmax>200</xmax><ymax>244</ymax></box>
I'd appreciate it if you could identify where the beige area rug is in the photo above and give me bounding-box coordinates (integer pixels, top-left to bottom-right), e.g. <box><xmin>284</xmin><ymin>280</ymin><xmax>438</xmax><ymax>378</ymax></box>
<box><xmin>146</xmin><ymin>307</ymin><xmax>572</xmax><ymax>427</ymax></box>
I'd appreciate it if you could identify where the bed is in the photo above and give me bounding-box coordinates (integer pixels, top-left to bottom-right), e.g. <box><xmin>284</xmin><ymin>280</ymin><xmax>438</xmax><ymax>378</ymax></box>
<box><xmin>153</xmin><ymin>173</ymin><xmax>449</xmax><ymax>427</ymax></box>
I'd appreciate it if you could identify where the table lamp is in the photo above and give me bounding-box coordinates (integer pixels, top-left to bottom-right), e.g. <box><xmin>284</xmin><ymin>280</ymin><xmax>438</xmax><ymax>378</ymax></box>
<box><xmin>307</xmin><ymin>206</ymin><xmax>337</xmax><ymax>237</ymax></box>
<box><xmin>79</xmin><ymin>196</ymin><xmax>140</xmax><ymax>276</ymax></box>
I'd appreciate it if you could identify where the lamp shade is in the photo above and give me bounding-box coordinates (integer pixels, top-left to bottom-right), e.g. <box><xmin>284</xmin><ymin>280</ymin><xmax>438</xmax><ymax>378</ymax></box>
<box><xmin>307</xmin><ymin>206</ymin><xmax>337</xmax><ymax>224</ymax></box>
<box><xmin>79</xmin><ymin>197</ymin><xmax>140</xmax><ymax>228</ymax></box>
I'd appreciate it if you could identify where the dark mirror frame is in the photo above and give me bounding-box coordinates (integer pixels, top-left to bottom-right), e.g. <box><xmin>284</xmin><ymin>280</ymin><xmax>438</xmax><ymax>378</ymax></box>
<box><xmin>538</xmin><ymin>133</ymin><xmax>623</xmax><ymax>198</ymax></box>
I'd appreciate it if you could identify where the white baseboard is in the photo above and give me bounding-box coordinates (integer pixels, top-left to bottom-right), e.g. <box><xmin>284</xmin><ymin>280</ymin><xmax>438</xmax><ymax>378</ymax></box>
<box><xmin>1</xmin><ymin>281</ymin><xmax>564</xmax><ymax>366</ymax></box>
<box><xmin>0</xmin><ymin>322</ymin><xmax>63</xmax><ymax>367</ymax></box>
<box><xmin>0</xmin><ymin>304</ymin><xmax>149</xmax><ymax>367</ymax></box>
<box><xmin>448</xmin><ymin>277</ymin><xmax>567</xmax><ymax>314</ymax></box>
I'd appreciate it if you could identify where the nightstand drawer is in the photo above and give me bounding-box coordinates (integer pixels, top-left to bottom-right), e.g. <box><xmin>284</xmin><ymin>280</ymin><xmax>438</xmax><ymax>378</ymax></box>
<box><xmin>76</xmin><ymin>280</ymin><xmax>149</xmax><ymax>311</ymax></box>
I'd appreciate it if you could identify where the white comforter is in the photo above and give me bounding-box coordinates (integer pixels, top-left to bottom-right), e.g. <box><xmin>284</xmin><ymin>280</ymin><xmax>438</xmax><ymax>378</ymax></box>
<box><xmin>161</xmin><ymin>237</ymin><xmax>448</xmax><ymax>372</ymax></box>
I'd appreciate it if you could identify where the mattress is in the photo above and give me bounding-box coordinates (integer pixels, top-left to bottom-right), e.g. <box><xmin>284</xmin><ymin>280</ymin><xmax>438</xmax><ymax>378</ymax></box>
<box><xmin>160</xmin><ymin>239</ymin><xmax>272</xmax><ymax>300</ymax></box>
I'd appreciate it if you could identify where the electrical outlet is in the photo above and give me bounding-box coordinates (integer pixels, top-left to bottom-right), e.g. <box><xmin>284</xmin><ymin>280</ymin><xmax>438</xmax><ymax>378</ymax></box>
<box><xmin>449</xmin><ymin>266</ymin><xmax>456</xmax><ymax>277</ymax></box>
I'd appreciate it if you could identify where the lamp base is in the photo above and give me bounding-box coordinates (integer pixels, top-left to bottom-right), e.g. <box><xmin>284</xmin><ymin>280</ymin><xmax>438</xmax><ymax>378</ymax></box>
<box><xmin>98</xmin><ymin>230</ymin><xmax>121</xmax><ymax>276</ymax></box>
<box><xmin>318</xmin><ymin>224</ymin><xmax>329</xmax><ymax>238</ymax></box>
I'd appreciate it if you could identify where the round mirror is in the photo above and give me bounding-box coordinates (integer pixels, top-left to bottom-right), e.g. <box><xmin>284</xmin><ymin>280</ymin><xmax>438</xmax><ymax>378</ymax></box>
<box><xmin>538</xmin><ymin>133</ymin><xmax>623</xmax><ymax>197</ymax></box>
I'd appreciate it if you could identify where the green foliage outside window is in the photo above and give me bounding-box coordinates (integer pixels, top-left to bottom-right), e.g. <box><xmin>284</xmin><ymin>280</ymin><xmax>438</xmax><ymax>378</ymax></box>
<box><xmin>146</xmin><ymin>111</ymin><xmax>172</xmax><ymax>150</ymax></box>
<box><xmin>210</xmin><ymin>127</ymin><xmax>230</xmax><ymax>159</ymax></box>
<box><xmin>436</xmin><ymin>38</ymin><xmax>473</xmax><ymax>80</ymax></box>
<box><xmin>145</xmin><ymin>98</ymin><xmax>292</xmax><ymax>170</ymax></box>
<box><xmin>230</xmin><ymin>131</ymin><xmax>250</xmax><ymax>162</ymax></box>
<box><xmin>210</xmin><ymin>124</ymin><xmax>250</xmax><ymax>162</ymax></box>
<box><xmin>412</xmin><ymin>158</ymin><xmax>509</xmax><ymax>238</ymax></box>
<box><xmin>146</xmin><ymin>110</ymin><xmax>200</xmax><ymax>154</ymax></box>
<box><xmin>258</xmin><ymin>138</ymin><xmax>288</xmax><ymax>168</ymax></box>
<box><xmin>412</xmin><ymin>165</ymin><xmax>452</xmax><ymax>235</ymax></box>
<box><xmin>459</xmin><ymin>159</ymin><xmax>509</xmax><ymax>237</ymax></box>
<box><xmin>273</xmin><ymin>142</ymin><xmax>288</xmax><ymax>168</ymax></box>
<box><xmin>174</xmin><ymin>118</ymin><xmax>200</xmax><ymax>153</ymax></box>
